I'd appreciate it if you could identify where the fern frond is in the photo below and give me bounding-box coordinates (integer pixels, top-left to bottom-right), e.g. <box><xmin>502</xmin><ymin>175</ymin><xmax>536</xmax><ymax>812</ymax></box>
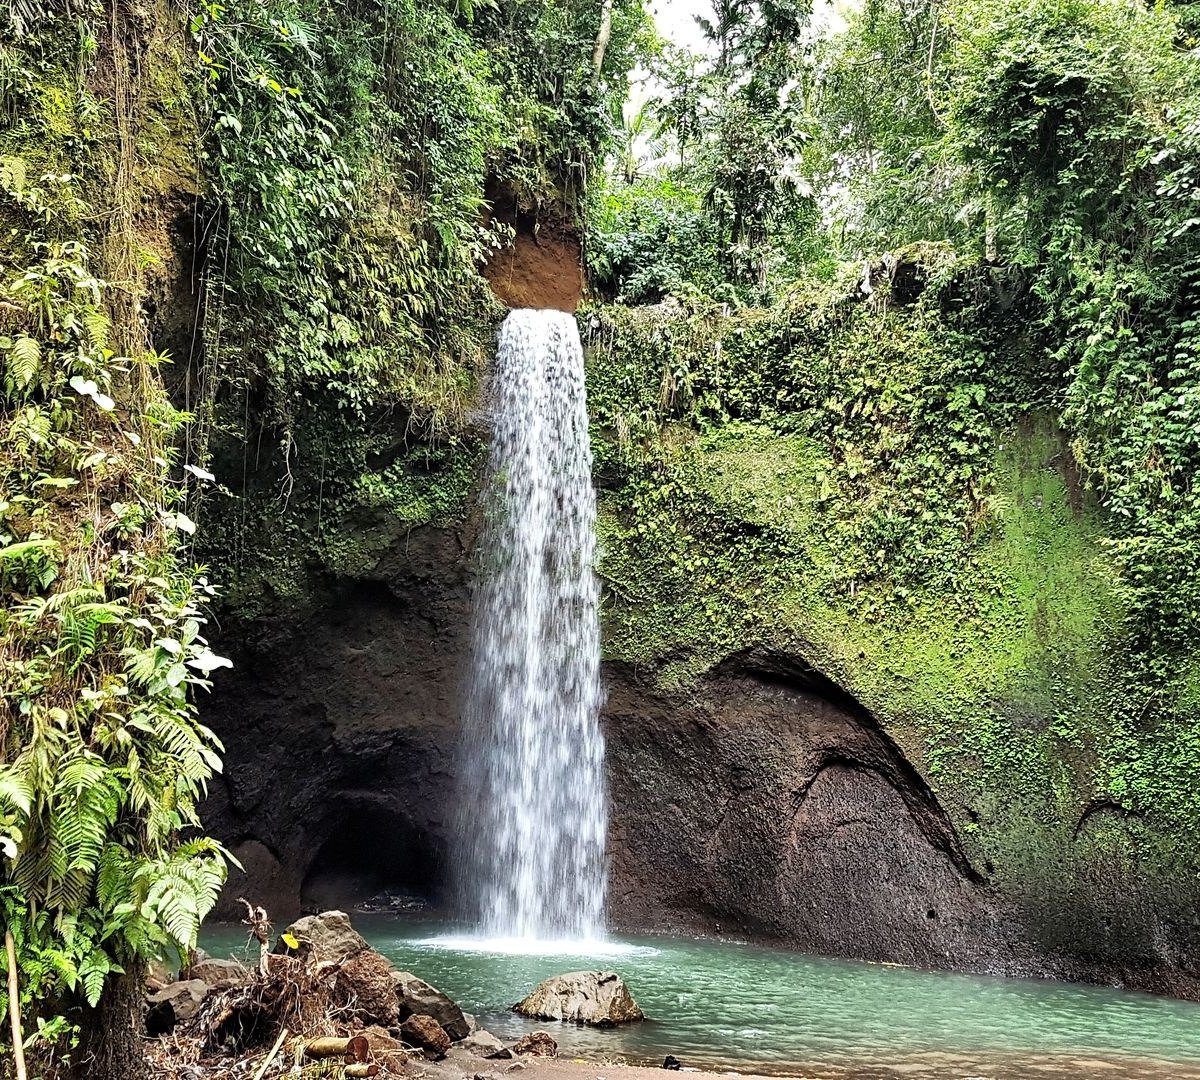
<box><xmin>0</xmin><ymin>155</ymin><xmax>27</xmax><ymax>194</ymax></box>
<box><xmin>82</xmin><ymin>308</ymin><xmax>110</xmax><ymax>351</ymax></box>
<box><xmin>7</xmin><ymin>336</ymin><xmax>40</xmax><ymax>393</ymax></box>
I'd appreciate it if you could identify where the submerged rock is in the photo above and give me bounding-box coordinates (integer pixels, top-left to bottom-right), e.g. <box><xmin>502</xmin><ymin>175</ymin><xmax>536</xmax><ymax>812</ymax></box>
<box><xmin>512</xmin><ymin>1031</ymin><xmax>558</xmax><ymax>1057</ymax></box>
<box><xmin>400</xmin><ymin>1014</ymin><xmax>452</xmax><ymax>1060</ymax></box>
<box><xmin>514</xmin><ymin>971</ymin><xmax>644</xmax><ymax>1027</ymax></box>
<box><xmin>393</xmin><ymin>969</ymin><xmax>470</xmax><ymax>1039</ymax></box>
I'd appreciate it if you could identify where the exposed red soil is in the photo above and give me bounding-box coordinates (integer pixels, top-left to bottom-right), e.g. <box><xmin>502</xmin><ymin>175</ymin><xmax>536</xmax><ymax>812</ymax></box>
<box><xmin>482</xmin><ymin>185</ymin><xmax>583</xmax><ymax>313</ymax></box>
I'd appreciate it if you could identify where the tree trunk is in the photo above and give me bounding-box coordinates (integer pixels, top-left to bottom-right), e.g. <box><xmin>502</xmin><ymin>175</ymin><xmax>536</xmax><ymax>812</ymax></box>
<box><xmin>592</xmin><ymin>0</ymin><xmax>614</xmax><ymax>78</ymax></box>
<box><xmin>70</xmin><ymin>971</ymin><xmax>147</xmax><ymax>1080</ymax></box>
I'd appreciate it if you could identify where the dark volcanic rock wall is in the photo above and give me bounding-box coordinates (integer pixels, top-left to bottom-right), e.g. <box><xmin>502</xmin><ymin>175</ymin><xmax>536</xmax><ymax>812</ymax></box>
<box><xmin>202</xmin><ymin>529</ymin><xmax>469</xmax><ymax>919</ymax></box>
<box><xmin>202</xmin><ymin>534</ymin><xmax>1014</xmax><ymax>969</ymax></box>
<box><xmin>603</xmin><ymin>648</ymin><xmax>1023</xmax><ymax>972</ymax></box>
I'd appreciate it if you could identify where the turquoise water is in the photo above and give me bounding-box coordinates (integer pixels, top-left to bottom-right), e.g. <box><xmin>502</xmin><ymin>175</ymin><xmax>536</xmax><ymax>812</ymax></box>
<box><xmin>204</xmin><ymin>917</ymin><xmax>1200</xmax><ymax>1078</ymax></box>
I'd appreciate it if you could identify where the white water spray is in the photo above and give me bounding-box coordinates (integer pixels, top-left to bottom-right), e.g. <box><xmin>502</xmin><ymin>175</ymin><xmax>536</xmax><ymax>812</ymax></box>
<box><xmin>458</xmin><ymin>308</ymin><xmax>608</xmax><ymax>943</ymax></box>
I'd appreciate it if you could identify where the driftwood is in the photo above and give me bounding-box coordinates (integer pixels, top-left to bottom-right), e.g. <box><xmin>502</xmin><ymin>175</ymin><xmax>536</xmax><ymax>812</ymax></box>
<box><xmin>303</xmin><ymin>1035</ymin><xmax>369</xmax><ymax>1062</ymax></box>
<box><xmin>163</xmin><ymin>901</ymin><xmax>404</xmax><ymax>1077</ymax></box>
<box><xmin>251</xmin><ymin>1027</ymin><xmax>288</xmax><ymax>1080</ymax></box>
<box><xmin>238</xmin><ymin>897</ymin><xmax>272</xmax><ymax>977</ymax></box>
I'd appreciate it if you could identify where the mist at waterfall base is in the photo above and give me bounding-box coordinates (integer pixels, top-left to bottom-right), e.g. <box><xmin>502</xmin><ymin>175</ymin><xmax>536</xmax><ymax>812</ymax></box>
<box><xmin>453</xmin><ymin>308</ymin><xmax>609</xmax><ymax>950</ymax></box>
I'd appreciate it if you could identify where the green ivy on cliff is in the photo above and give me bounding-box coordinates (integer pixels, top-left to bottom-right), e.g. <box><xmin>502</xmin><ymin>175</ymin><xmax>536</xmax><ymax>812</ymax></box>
<box><xmin>189</xmin><ymin>0</ymin><xmax>651</xmax><ymax>615</ymax></box>
<box><xmin>0</xmin><ymin>5</ymin><xmax>227</xmax><ymax>1074</ymax></box>
<box><xmin>582</xmin><ymin>0</ymin><xmax>1200</xmax><ymax>883</ymax></box>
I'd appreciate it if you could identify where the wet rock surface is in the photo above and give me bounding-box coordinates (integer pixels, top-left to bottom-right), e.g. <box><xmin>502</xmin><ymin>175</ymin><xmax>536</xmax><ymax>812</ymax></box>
<box><xmin>604</xmin><ymin>649</ymin><xmax>1012</xmax><ymax>972</ymax></box>
<box><xmin>514</xmin><ymin>971</ymin><xmax>644</xmax><ymax>1027</ymax></box>
<box><xmin>201</xmin><ymin>527</ymin><xmax>470</xmax><ymax>921</ymax></box>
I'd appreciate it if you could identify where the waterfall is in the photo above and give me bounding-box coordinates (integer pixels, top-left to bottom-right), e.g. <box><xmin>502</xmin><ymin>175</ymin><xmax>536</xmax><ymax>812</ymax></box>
<box><xmin>458</xmin><ymin>308</ymin><xmax>608</xmax><ymax>943</ymax></box>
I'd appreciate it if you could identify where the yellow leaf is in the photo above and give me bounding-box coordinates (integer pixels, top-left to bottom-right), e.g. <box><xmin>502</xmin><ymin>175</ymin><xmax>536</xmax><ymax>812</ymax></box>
<box><xmin>281</xmin><ymin>932</ymin><xmax>300</xmax><ymax>950</ymax></box>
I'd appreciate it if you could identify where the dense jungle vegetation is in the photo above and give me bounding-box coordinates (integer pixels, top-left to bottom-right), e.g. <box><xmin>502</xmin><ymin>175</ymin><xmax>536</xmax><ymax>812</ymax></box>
<box><xmin>0</xmin><ymin>0</ymin><xmax>1198</xmax><ymax>1074</ymax></box>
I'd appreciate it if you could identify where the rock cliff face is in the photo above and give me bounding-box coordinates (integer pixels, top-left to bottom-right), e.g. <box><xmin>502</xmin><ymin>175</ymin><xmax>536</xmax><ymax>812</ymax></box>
<box><xmin>202</xmin><ymin>528</ymin><xmax>470</xmax><ymax>918</ymax></box>
<box><xmin>602</xmin><ymin>649</ymin><xmax>1018</xmax><ymax>973</ymax></box>
<box><xmin>201</xmin><ymin>526</ymin><xmax>1200</xmax><ymax>997</ymax></box>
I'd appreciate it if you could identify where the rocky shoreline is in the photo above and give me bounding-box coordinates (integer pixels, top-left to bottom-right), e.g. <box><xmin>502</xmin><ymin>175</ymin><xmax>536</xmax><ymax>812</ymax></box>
<box><xmin>144</xmin><ymin>909</ymin><xmax>644</xmax><ymax>1079</ymax></box>
<box><xmin>141</xmin><ymin>909</ymin><xmax>1200</xmax><ymax>1080</ymax></box>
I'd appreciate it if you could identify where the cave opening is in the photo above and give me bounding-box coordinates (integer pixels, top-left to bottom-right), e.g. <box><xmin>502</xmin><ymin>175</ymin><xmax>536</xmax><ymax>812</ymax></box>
<box><xmin>299</xmin><ymin>804</ymin><xmax>445</xmax><ymax>915</ymax></box>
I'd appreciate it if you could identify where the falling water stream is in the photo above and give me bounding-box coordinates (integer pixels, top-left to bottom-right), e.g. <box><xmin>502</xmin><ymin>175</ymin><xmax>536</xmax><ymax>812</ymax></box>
<box><xmin>456</xmin><ymin>308</ymin><xmax>608</xmax><ymax>944</ymax></box>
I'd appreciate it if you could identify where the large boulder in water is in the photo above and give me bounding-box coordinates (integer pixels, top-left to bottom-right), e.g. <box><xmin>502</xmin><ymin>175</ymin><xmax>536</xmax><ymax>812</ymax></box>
<box><xmin>277</xmin><ymin>909</ymin><xmax>369</xmax><ymax>963</ymax></box>
<box><xmin>393</xmin><ymin>970</ymin><xmax>470</xmax><ymax>1039</ymax></box>
<box><xmin>513</xmin><ymin>971</ymin><xmax>644</xmax><ymax>1027</ymax></box>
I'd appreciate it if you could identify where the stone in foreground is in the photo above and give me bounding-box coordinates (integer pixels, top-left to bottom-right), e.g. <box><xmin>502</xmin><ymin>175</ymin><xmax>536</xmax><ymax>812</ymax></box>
<box><xmin>145</xmin><ymin>979</ymin><xmax>209</xmax><ymax>1034</ymax></box>
<box><xmin>512</xmin><ymin>1031</ymin><xmax>558</xmax><ymax>1056</ymax></box>
<box><xmin>400</xmin><ymin>1014</ymin><xmax>452</xmax><ymax>1060</ymax></box>
<box><xmin>394</xmin><ymin>969</ymin><xmax>471</xmax><ymax>1039</ymax></box>
<box><xmin>463</xmin><ymin>1029</ymin><xmax>511</xmax><ymax>1058</ymax></box>
<box><xmin>513</xmin><ymin>971</ymin><xmax>644</xmax><ymax>1027</ymax></box>
<box><xmin>277</xmin><ymin>910</ymin><xmax>369</xmax><ymax>963</ymax></box>
<box><xmin>182</xmin><ymin>952</ymin><xmax>247</xmax><ymax>990</ymax></box>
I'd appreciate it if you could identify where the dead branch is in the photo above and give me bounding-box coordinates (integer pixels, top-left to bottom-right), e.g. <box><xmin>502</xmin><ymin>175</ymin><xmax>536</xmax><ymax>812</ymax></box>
<box><xmin>238</xmin><ymin>897</ymin><xmax>272</xmax><ymax>977</ymax></box>
<box><xmin>302</xmin><ymin>1035</ymin><xmax>368</xmax><ymax>1062</ymax></box>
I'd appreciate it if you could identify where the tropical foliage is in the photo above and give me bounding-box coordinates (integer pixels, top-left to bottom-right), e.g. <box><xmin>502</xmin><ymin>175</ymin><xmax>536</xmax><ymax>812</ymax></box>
<box><xmin>3</xmin><ymin>0</ymin><xmax>1200</xmax><ymax>1071</ymax></box>
<box><xmin>587</xmin><ymin>0</ymin><xmax>1200</xmax><ymax>865</ymax></box>
<box><xmin>0</xmin><ymin>4</ymin><xmax>228</xmax><ymax>1072</ymax></box>
<box><xmin>588</xmin><ymin>0</ymin><xmax>824</xmax><ymax>301</ymax></box>
<box><xmin>191</xmin><ymin>0</ymin><xmax>652</xmax><ymax>612</ymax></box>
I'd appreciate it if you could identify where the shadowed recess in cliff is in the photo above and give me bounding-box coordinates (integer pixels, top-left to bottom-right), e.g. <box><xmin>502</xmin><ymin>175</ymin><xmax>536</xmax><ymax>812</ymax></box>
<box><xmin>199</xmin><ymin>547</ymin><xmax>470</xmax><ymax>921</ymax></box>
<box><xmin>711</xmin><ymin>646</ymin><xmax>985</xmax><ymax>886</ymax></box>
<box><xmin>301</xmin><ymin>802</ymin><xmax>442</xmax><ymax>911</ymax></box>
<box><xmin>602</xmin><ymin>646</ymin><xmax>1013</xmax><ymax>971</ymax></box>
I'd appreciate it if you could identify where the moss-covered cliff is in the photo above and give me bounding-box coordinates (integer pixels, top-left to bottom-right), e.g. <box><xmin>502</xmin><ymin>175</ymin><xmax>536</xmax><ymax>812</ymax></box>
<box><xmin>200</xmin><ymin>254</ymin><xmax>1200</xmax><ymax>993</ymax></box>
<box><xmin>579</xmin><ymin>266</ymin><xmax>1200</xmax><ymax>986</ymax></box>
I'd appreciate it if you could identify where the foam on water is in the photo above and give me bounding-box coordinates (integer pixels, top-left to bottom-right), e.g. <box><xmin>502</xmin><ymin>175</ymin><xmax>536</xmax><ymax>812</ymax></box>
<box><xmin>456</xmin><ymin>308</ymin><xmax>608</xmax><ymax>945</ymax></box>
<box><xmin>414</xmin><ymin>934</ymin><xmax>658</xmax><ymax>959</ymax></box>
